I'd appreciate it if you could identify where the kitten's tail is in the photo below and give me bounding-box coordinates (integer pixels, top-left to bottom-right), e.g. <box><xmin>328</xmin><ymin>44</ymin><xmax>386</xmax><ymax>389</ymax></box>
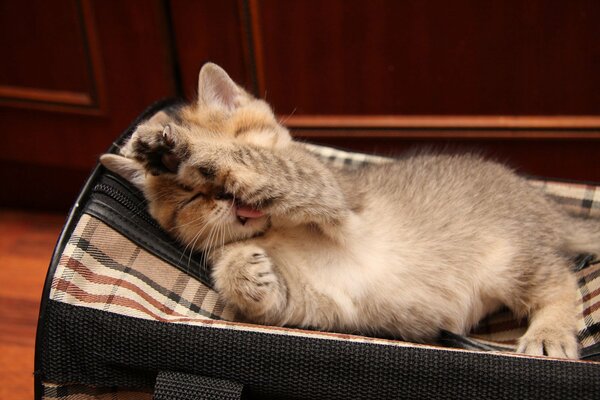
<box><xmin>562</xmin><ymin>216</ymin><xmax>600</xmax><ymax>255</ymax></box>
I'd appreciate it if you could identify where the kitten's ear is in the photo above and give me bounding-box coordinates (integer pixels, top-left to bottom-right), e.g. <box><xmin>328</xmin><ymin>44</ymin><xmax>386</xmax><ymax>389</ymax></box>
<box><xmin>100</xmin><ymin>154</ymin><xmax>146</xmax><ymax>191</ymax></box>
<box><xmin>198</xmin><ymin>63</ymin><xmax>249</xmax><ymax>111</ymax></box>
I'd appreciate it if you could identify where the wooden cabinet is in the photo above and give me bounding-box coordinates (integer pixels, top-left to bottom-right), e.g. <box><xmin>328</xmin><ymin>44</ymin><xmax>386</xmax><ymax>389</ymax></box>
<box><xmin>1</xmin><ymin>0</ymin><xmax>175</xmax><ymax>209</ymax></box>
<box><xmin>2</xmin><ymin>0</ymin><xmax>600</xmax><ymax>210</ymax></box>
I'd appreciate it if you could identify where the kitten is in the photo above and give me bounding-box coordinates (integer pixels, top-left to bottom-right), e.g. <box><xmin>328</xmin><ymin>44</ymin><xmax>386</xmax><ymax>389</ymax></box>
<box><xmin>101</xmin><ymin>63</ymin><xmax>600</xmax><ymax>359</ymax></box>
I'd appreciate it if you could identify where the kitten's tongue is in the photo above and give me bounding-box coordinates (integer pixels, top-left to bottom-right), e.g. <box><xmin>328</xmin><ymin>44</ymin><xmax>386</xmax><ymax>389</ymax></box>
<box><xmin>236</xmin><ymin>206</ymin><xmax>264</xmax><ymax>219</ymax></box>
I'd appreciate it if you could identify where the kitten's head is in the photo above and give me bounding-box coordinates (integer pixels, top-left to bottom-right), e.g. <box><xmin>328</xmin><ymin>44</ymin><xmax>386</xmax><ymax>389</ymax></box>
<box><xmin>101</xmin><ymin>63</ymin><xmax>287</xmax><ymax>251</ymax></box>
<box><xmin>182</xmin><ymin>62</ymin><xmax>290</xmax><ymax>149</ymax></box>
<box><xmin>121</xmin><ymin>63</ymin><xmax>291</xmax><ymax>158</ymax></box>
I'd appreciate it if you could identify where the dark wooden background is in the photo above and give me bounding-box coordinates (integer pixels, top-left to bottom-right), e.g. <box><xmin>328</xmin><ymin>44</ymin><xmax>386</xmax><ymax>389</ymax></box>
<box><xmin>2</xmin><ymin>0</ymin><xmax>600</xmax><ymax>211</ymax></box>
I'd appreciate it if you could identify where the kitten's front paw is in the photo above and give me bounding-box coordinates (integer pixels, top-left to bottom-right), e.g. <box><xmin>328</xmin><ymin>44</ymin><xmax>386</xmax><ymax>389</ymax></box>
<box><xmin>517</xmin><ymin>325</ymin><xmax>579</xmax><ymax>359</ymax></box>
<box><xmin>127</xmin><ymin>123</ymin><xmax>187</xmax><ymax>175</ymax></box>
<box><xmin>212</xmin><ymin>245</ymin><xmax>285</xmax><ymax>319</ymax></box>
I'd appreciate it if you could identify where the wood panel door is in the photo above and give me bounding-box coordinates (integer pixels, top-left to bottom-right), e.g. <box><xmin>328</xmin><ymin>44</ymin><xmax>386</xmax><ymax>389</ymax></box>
<box><xmin>3</xmin><ymin>0</ymin><xmax>600</xmax><ymax>211</ymax></box>
<box><xmin>173</xmin><ymin>0</ymin><xmax>600</xmax><ymax>181</ymax></box>
<box><xmin>0</xmin><ymin>0</ymin><xmax>177</xmax><ymax>210</ymax></box>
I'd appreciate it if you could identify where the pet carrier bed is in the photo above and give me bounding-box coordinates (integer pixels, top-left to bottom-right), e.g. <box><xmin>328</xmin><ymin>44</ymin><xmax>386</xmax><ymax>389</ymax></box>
<box><xmin>35</xmin><ymin>99</ymin><xmax>600</xmax><ymax>400</ymax></box>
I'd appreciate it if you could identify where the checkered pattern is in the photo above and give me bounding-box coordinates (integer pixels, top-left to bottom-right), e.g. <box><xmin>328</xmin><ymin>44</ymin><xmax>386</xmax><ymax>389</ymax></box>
<box><xmin>303</xmin><ymin>143</ymin><xmax>392</xmax><ymax>168</ymax></box>
<box><xmin>461</xmin><ymin>260</ymin><xmax>600</xmax><ymax>353</ymax></box>
<box><xmin>42</xmin><ymin>382</ymin><xmax>151</xmax><ymax>400</ymax></box>
<box><xmin>50</xmin><ymin>214</ymin><xmax>236</xmax><ymax>324</ymax></box>
<box><xmin>43</xmin><ymin>144</ymin><xmax>600</xmax><ymax>397</ymax></box>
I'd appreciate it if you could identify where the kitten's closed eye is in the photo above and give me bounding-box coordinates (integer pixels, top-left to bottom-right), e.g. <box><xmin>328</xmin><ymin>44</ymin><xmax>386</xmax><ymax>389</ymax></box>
<box><xmin>185</xmin><ymin>191</ymin><xmax>207</xmax><ymax>206</ymax></box>
<box><xmin>215</xmin><ymin>191</ymin><xmax>234</xmax><ymax>201</ymax></box>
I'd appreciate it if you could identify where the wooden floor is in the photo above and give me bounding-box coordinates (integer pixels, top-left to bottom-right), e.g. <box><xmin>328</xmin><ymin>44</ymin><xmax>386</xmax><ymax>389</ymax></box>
<box><xmin>0</xmin><ymin>210</ymin><xmax>66</xmax><ymax>400</ymax></box>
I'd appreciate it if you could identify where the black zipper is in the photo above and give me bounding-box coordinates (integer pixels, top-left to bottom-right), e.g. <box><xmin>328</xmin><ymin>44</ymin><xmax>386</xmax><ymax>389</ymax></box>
<box><xmin>92</xmin><ymin>182</ymin><xmax>161</xmax><ymax>230</ymax></box>
<box><xmin>84</xmin><ymin>171</ymin><xmax>212</xmax><ymax>286</ymax></box>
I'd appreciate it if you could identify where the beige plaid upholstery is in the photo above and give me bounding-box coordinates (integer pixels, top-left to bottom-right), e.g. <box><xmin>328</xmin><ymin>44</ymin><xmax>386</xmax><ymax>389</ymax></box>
<box><xmin>50</xmin><ymin>214</ymin><xmax>236</xmax><ymax>324</ymax></box>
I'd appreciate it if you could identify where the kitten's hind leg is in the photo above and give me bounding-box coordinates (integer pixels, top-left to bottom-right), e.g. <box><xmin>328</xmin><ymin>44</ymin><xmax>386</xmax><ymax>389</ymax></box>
<box><xmin>211</xmin><ymin>243</ymin><xmax>287</xmax><ymax>323</ymax></box>
<box><xmin>515</xmin><ymin>258</ymin><xmax>580</xmax><ymax>359</ymax></box>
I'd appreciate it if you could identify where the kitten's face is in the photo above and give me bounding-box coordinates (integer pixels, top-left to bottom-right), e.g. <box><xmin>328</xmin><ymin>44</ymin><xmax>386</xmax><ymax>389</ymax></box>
<box><xmin>102</xmin><ymin>63</ymin><xmax>289</xmax><ymax>251</ymax></box>
<box><xmin>143</xmin><ymin>160</ymin><xmax>270</xmax><ymax>251</ymax></box>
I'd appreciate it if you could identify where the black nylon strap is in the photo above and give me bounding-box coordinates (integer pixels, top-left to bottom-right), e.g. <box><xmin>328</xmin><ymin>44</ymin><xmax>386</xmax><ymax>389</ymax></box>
<box><xmin>154</xmin><ymin>371</ymin><xmax>243</xmax><ymax>400</ymax></box>
<box><xmin>41</xmin><ymin>301</ymin><xmax>600</xmax><ymax>400</ymax></box>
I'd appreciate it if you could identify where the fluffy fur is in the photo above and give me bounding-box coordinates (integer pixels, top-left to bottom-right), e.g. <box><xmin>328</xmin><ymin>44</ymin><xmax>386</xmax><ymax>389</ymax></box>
<box><xmin>101</xmin><ymin>63</ymin><xmax>600</xmax><ymax>359</ymax></box>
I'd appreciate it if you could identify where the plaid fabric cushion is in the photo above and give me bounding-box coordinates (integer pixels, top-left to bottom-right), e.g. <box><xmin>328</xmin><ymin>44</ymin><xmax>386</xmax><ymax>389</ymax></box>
<box><xmin>303</xmin><ymin>143</ymin><xmax>392</xmax><ymax>168</ymax></box>
<box><xmin>44</xmin><ymin>144</ymin><xmax>600</xmax><ymax>395</ymax></box>
<box><xmin>50</xmin><ymin>214</ymin><xmax>236</xmax><ymax>324</ymax></box>
<box><xmin>42</xmin><ymin>382</ymin><xmax>151</xmax><ymax>400</ymax></box>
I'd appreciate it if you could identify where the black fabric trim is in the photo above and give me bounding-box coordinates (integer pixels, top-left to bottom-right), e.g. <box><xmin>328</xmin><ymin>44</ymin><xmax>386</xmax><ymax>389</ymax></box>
<box><xmin>34</xmin><ymin>98</ymin><xmax>182</xmax><ymax>400</ymax></box>
<box><xmin>84</xmin><ymin>172</ymin><xmax>211</xmax><ymax>286</ymax></box>
<box><xmin>40</xmin><ymin>301</ymin><xmax>600</xmax><ymax>400</ymax></box>
<box><xmin>154</xmin><ymin>371</ymin><xmax>243</xmax><ymax>400</ymax></box>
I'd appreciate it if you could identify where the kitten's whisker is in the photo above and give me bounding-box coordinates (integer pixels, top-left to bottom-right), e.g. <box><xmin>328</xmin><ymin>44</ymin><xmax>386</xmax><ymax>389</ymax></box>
<box><xmin>190</xmin><ymin>221</ymin><xmax>214</xmax><ymax>269</ymax></box>
<box><xmin>201</xmin><ymin>210</ymin><xmax>223</xmax><ymax>264</ymax></box>
<box><xmin>279</xmin><ymin>107</ymin><xmax>297</xmax><ymax>125</ymax></box>
<box><xmin>195</xmin><ymin>211</ymin><xmax>221</xmax><ymax>252</ymax></box>
<box><xmin>179</xmin><ymin>223</ymin><xmax>208</xmax><ymax>266</ymax></box>
<box><xmin>213</xmin><ymin>206</ymin><xmax>230</xmax><ymax>258</ymax></box>
<box><xmin>177</xmin><ymin>212</ymin><xmax>217</xmax><ymax>266</ymax></box>
<box><xmin>171</xmin><ymin>214</ymin><xmax>207</xmax><ymax>230</ymax></box>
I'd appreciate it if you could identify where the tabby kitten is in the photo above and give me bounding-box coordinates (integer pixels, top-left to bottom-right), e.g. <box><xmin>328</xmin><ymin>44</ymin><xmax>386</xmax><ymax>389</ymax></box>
<box><xmin>101</xmin><ymin>63</ymin><xmax>600</xmax><ymax>359</ymax></box>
